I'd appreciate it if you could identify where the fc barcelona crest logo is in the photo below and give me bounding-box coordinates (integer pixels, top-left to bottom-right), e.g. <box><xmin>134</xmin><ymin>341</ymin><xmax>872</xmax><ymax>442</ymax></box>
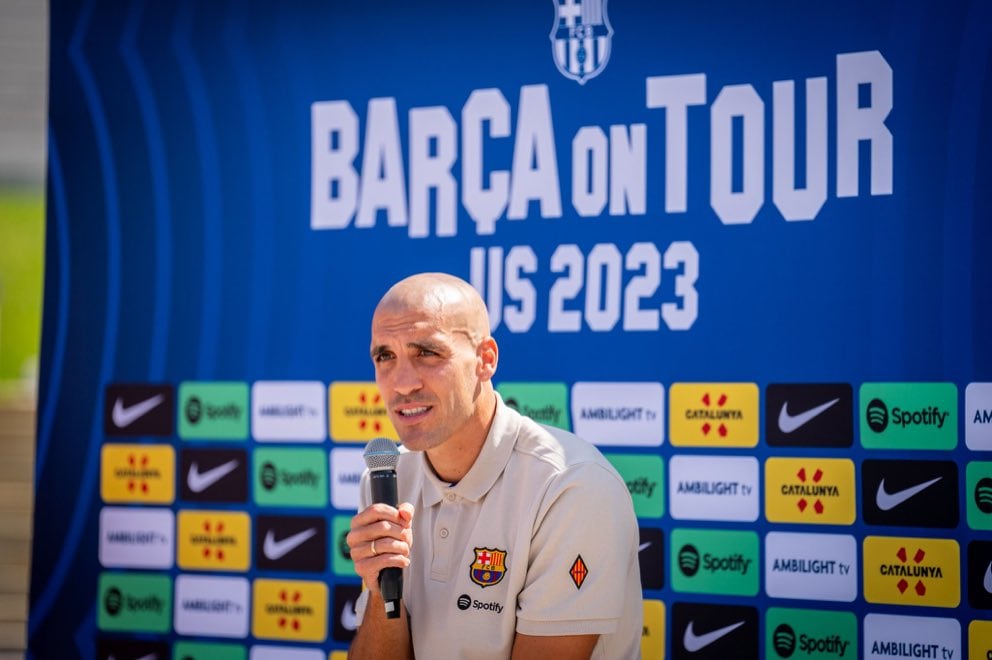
<box><xmin>550</xmin><ymin>0</ymin><xmax>613</xmax><ymax>84</ymax></box>
<box><xmin>470</xmin><ymin>547</ymin><xmax>508</xmax><ymax>588</ymax></box>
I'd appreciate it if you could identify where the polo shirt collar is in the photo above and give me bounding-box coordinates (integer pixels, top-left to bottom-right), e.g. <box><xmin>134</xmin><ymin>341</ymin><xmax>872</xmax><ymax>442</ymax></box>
<box><xmin>421</xmin><ymin>392</ymin><xmax>519</xmax><ymax>505</ymax></box>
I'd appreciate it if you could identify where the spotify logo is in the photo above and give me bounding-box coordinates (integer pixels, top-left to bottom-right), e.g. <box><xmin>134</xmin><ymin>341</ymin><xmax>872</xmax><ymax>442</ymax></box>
<box><xmin>457</xmin><ymin>594</ymin><xmax>471</xmax><ymax>611</ymax></box>
<box><xmin>104</xmin><ymin>587</ymin><xmax>123</xmax><ymax>616</ymax></box>
<box><xmin>976</xmin><ymin>478</ymin><xmax>992</xmax><ymax>514</ymax></box>
<box><xmin>773</xmin><ymin>623</ymin><xmax>796</xmax><ymax>657</ymax></box>
<box><xmin>678</xmin><ymin>544</ymin><xmax>700</xmax><ymax>577</ymax></box>
<box><xmin>867</xmin><ymin>399</ymin><xmax>888</xmax><ymax>433</ymax></box>
<box><xmin>185</xmin><ymin>397</ymin><xmax>203</xmax><ymax>424</ymax></box>
<box><xmin>261</xmin><ymin>462</ymin><xmax>277</xmax><ymax>490</ymax></box>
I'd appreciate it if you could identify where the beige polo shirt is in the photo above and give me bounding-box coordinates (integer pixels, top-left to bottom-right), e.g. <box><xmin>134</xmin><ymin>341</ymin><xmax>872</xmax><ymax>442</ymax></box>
<box><xmin>356</xmin><ymin>394</ymin><xmax>642</xmax><ymax>659</ymax></box>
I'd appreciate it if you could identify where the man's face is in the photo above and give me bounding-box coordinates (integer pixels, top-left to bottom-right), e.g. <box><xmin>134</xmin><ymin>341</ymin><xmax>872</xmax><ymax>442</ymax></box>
<box><xmin>370</xmin><ymin>305</ymin><xmax>482</xmax><ymax>453</ymax></box>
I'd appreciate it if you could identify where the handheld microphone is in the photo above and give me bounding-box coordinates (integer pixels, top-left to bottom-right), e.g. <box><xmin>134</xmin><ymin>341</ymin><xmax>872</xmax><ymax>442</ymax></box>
<box><xmin>363</xmin><ymin>437</ymin><xmax>403</xmax><ymax>619</ymax></box>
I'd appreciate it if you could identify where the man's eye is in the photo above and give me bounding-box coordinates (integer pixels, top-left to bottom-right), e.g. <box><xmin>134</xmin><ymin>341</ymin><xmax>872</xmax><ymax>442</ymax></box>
<box><xmin>418</xmin><ymin>348</ymin><xmax>438</xmax><ymax>357</ymax></box>
<box><xmin>374</xmin><ymin>352</ymin><xmax>394</xmax><ymax>363</ymax></box>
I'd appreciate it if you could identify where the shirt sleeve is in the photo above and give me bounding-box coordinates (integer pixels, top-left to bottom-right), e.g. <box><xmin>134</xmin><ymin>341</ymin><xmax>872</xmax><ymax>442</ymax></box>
<box><xmin>514</xmin><ymin>461</ymin><xmax>640</xmax><ymax>637</ymax></box>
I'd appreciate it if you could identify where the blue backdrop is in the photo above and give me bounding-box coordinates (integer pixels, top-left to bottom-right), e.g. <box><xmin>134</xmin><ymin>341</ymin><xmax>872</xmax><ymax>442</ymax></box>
<box><xmin>31</xmin><ymin>0</ymin><xmax>992</xmax><ymax>658</ymax></box>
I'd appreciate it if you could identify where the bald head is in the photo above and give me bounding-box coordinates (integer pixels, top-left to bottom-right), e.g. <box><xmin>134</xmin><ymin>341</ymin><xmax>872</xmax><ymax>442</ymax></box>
<box><xmin>374</xmin><ymin>272</ymin><xmax>491</xmax><ymax>345</ymax></box>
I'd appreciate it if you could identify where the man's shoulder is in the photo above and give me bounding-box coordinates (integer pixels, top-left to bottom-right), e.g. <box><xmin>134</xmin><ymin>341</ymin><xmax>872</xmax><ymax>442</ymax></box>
<box><xmin>510</xmin><ymin>412</ymin><xmax>619</xmax><ymax>482</ymax></box>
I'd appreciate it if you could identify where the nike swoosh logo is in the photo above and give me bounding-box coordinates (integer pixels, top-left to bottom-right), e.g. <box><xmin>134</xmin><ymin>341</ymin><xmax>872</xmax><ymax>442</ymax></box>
<box><xmin>341</xmin><ymin>599</ymin><xmax>358</xmax><ymax>631</ymax></box>
<box><xmin>875</xmin><ymin>476</ymin><xmax>942</xmax><ymax>511</ymax></box>
<box><xmin>112</xmin><ymin>394</ymin><xmax>165</xmax><ymax>428</ymax></box>
<box><xmin>187</xmin><ymin>460</ymin><xmax>239</xmax><ymax>493</ymax></box>
<box><xmin>683</xmin><ymin>620</ymin><xmax>745</xmax><ymax>652</ymax></box>
<box><xmin>638</xmin><ymin>542</ymin><xmax>652</xmax><ymax>552</ymax></box>
<box><xmin>264</xmin><ymin>527</ymin><xmax>318</xmax><ymax>560</ymax></box>
<box><xmin>778</xmin><ymin>398</ymin><xmax>840</xmax><ymax>434</ymax></box>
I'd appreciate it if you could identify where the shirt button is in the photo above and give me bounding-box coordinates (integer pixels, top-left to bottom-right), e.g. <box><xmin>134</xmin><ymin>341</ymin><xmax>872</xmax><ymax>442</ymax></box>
<box><xmin>440</xmin><ymin>528</ymin><xmax>450</xmax><ymax>539</ymax></box>
<box><xmin>446</xmin><ymin>493</ymin><xmax>456</xmax><ymax>502</ymax></box>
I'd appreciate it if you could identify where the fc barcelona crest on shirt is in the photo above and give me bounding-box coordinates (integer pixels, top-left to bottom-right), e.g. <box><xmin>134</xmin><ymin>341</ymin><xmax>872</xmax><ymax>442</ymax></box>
<box><xmin>550</xmin><ymin>0</ymin><xmax>613</xmax><ymax>84</ymax></box>
<box><xmin>470</xmin><ymin>547</ymin><xmax>508</xmax><ymax>588</ymax></box>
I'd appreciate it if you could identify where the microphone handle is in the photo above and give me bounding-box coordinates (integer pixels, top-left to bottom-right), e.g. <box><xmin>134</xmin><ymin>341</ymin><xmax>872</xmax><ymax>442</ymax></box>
<box><xmin>369</xmin><ymin>469</ymin><xmax>403</xmax><ymax>619</ymax></box>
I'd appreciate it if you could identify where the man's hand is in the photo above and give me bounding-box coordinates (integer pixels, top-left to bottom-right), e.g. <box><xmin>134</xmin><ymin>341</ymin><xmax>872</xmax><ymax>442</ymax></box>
<box><xmin>347</xmin><ymin>502</ymin><xmax>415</xmax><ymax>595</ymax></box>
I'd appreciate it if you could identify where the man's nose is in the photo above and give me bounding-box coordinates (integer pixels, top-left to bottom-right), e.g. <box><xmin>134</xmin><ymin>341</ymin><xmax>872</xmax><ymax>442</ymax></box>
<box><xmin>390</xmin><ymin>356</ymin><xmax>422</xmax><ymax>395</ymax></box>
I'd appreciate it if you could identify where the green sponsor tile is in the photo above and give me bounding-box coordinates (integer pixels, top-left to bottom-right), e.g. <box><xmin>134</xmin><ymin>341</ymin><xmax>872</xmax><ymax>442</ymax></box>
<box><xmin>605</xmin><ymin>453</ymin><xmax>664</xmax><ymax>519</ymax></box>
<box><xmin>178</xmin><ymin>381</ymin><xmax>249</xmax><ymax>440</ymax></box>
<box><xmin>253</xmin><ymin>447</ymin><xmax>328</xmax><ymax>507</ymax></box>
<box><xmin>967</xmin><ymin>461</ymin><xmax>992</xmax><ymax>530</ymax></box>
<box><xmin>173</xmin><ymin>641</ymin><xmax>246</xmax><ymax>660</ymax></box>
<box><xmin>333</xmin><ymin>515</ymin><xmax>357</xmax><ymax>577</ymax></box>
<box><xmin>766</xmin><ymin>607</ymin><xmax>857</xmax><ymax>659</ymax></box>
<box><xmin>859</xmin><ymin>382</ymin><xmax>957</xmax><ymax>450</ymax></box>
<box><xmin>497</xmin><ymin>382</ymin><xmax>570</xmax><ymax>430</ymax></box>
<box><xmin>97</xmin><ymin>572</ymin><xmax>171</xmax><ymax>633</ymax></box>
<box><xmin>670</xmin><ymin>528</ymin><xmax>758</xmax><ymax>596</ymax></box>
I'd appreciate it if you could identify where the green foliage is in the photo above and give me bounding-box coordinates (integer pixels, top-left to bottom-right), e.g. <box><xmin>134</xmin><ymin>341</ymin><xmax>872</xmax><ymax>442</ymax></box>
<box><xmin>0</xmin><ymin>187</ymin><xmax>45</xmax><ymax>386</ymax></box>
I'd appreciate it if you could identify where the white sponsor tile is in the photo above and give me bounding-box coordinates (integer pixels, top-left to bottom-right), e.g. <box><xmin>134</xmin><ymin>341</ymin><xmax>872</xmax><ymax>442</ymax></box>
<box><xmin>331</xmin><ymin>447</ymin><xmax>365</xmax><ymax>510</ymax></box>
<box><xmin>669</xmin><ymin>455</ymin><xmax>759</xmax><ymax>521</ymax></box>
<box><xmin>571</xmin><ymin>382</ymin><xmax>664</xmax><ymax>446</ymax></box>
<box><xmin>252</xmin><ymin>381</ymin><xmax>326</xmax><ymax>442</ymax></box>
<box><xmin>174</xmin><ymin>574</ymin><xmax>249</xmax><ymax>637</ymax></box>
<box><xmin>98</xmin><ymin>507</ymin><xmax>174</xmax><ymax>569</ymax></box>
<box><xmin>966</xmin><ymin>382</ymin><xmax>992</xmax><ymax>450</ymax></box>
<box><xmin>250</xmin><ymin>646</ymin><xmax>324</xmax><ymax>660</ymax></box>
<box><xmin>863</xmin><ymin>613</ymin><xmax>960</xmax><ymax>659</ymax></box>
<box><xmin>765</xmin><ymin>531</ymin><xmax>857</xmax><ymax>602</ymax></box>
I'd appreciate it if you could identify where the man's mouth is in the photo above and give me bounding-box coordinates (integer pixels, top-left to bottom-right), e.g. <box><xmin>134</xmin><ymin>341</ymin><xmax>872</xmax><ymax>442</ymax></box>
<box><xmin>398</xmin><ymin>406</ymin><xmax>430</xmax><ymax>417</ymax></box>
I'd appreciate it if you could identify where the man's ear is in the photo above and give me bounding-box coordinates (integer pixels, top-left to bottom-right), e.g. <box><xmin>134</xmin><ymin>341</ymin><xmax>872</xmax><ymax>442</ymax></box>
<box><xmin>477</xmin><ymin>337</ymin><xmax>498</xmax><ymax>381</ymax></box>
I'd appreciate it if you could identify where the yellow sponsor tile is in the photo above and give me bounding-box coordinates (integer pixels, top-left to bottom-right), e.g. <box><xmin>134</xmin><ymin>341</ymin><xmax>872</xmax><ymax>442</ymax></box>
<box><xmin>329</xmin><ymin>382</ymin><xmax>398</xmax><ymax>442</ymax></box>
<box><xmin>969</xmin><ymin>620</ymin><xmax>992</xmax><ymax>660</ymax></box>
<box><xmin>253</xmin><ymin>578</ymin><xmax>328</xmax><ymax>643</ymax></box>
<box><xmin>641</xmin><ymin>599</ymin><xmax>665</xmax><ymax>659</ymax></box>
<box><xmin>330</xmin><ymin>652</ymin><xmax>348</xmax><ymax>660</ymax></box>
<box><xmin>177</xmin><ymin>510</ymin><xmax>251</xmax><ymax>572</ymax></box>
<box><xmin>100</xmin><ymin>444</ymin><xmax>175</xmax><ymax>504</ymax></box>
<box><xmin>764</xmin><ymin>457</ymin><xmax>855</xmax><ymax>525</ymax></box>
<box><xmin>863</xmin><ymin>536</ymin><xmax>960</xmax><ymax>608</ymax></box>
<box><xmin>669</xmin><ymin>383</ymin><xmax>758</xmax><ymax>447</ymax></box>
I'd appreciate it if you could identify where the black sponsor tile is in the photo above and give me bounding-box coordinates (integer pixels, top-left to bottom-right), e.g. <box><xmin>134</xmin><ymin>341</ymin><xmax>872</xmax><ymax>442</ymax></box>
<box><xmin>255</xmin><ymin>514</ymin><xmax>327</xmax><ymax>572</ymax></box>
<box><xmin>671</xmin><ymin>601</ymin><xmax>758</xmax><ymax>659</ymax></box>
<box><xmin>638</xmin><ymin>527</ymin><xmax>664</xmax><ymax>590</ymax></box>
<box><xmin>861</xmin><ymin>459</ymin><xmax>958</xmax><ymax>528</ymax></box>
<box><xmin>104</xmin><ymin>384</ymin><xmax>174</xmax><ymax>436</ymax></box>
<box><xmin>968</xmin><ymin>540</ymin><xmax>992</xmax><ymax>608</ymax></box>
<box><xmin>765</xmin><ymin>384</ymin><xmax>853</xmax><ymax>447</ymax></box>
<box><xmin>96</xmin><ymin>638</ymin><xmax>169</xmax><ymax>660</ymax></box>
<box><xmin>333</xmin><ymin>583</ymin><xmax>362</xmax><ymax>642</ymax></box>
<box><xmin>180</xmin><ymin>448</ymin><xmax>249</xmax><ymax>503</ymax></box>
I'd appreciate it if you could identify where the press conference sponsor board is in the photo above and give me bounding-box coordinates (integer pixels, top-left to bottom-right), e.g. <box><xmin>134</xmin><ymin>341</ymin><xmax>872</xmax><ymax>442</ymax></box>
<box><xmin>570</xmin><ymin>381</ymin><xmax>664</xmax><ymax>446</ymax></box>
<box><xmin>173</xmin><ymin>641</ymin><xmax>247</xmax><ymax>660</ymax></box>
<box><xmin>329</xmin><ymin>447</ymin><xmax>365</xmax><ymax>510</ymax></box>
<box><xmin>669</xmin><ymin>455</ymin><xmax>758</xmax><ymax>522</ymax></box>
<box><xmin>251</xmin><ymin>380</ymin><xmax>327</xmax><ymax>442</ymax></box>
<box><xmin>764</xmin><ymin>531</ymin><xmax>858</xmax><ymax>602</ymax></box>
<box><xmin>30</xmin><ymin>0</ymin><xmax>992</xmax><ymax>656</ymax></box>
<box><xmin>967</xmin><ymin>383</ymin><xmax>992</xmax><ymax>451</ymax></box>
<box><xmin>249</xmin><ymin>647</ymin><xmax>325</xmax><ymax>660</ymax></box>
<box><xmin>174</xmin><ymin>574</ymin><xmax>250</xmax><ymax>638</ymax></box>
<box><xmin>863</xmin><ymin>613</ymin><xmax>960</xmax><ymax>660</ymax></box>
<box><xmin>98</xmin><ymin>507</ymin><xmax>173</xmax><ymax>569</ymax></box>
<box><xmin>765</xmin><ymin>607</ymin><xmax>857</xmax><ymax>659</ymax></box>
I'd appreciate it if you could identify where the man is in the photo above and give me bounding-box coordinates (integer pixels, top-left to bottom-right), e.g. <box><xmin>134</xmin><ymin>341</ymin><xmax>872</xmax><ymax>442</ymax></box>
<box><xmin>347</xmin><ymin>272</ymin><xmax>642</xmax><ymax>659</ymax></box>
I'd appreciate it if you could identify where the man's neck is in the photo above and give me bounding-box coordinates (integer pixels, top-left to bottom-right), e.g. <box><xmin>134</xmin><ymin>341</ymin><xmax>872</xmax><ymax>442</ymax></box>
<box><xmin>425</xmin><ymin>391</ymin><xmax>497</xmax><ymax>483</ymax></box>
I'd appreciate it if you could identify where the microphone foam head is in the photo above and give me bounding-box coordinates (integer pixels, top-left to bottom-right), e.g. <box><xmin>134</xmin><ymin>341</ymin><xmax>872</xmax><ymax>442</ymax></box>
<box><xmin>363</xmin><ymin>437</ymin><xmax>401</xmax><ymax>471</ymax></box>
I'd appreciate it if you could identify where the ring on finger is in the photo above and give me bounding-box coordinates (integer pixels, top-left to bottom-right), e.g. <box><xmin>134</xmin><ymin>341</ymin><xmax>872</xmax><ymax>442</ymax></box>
<box><xmin>371</xmin><ymin>539</ymin><xmax>377</xmax><ymax>556</ymax></box>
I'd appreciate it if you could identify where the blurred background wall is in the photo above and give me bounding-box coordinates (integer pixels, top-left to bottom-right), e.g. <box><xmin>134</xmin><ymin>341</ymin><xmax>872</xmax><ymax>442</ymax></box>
<box><xmin>0</xmin><ymin>0</ymin><xmax>47</xmax><ymax>656</ymax></box>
